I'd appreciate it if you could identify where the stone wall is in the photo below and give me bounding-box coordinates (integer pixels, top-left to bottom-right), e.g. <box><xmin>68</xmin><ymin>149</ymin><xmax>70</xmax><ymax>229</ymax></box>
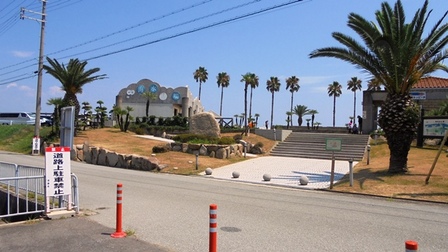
<box><xmin>167</xmin><ymin>140</ymin><xmax>264</xmax><ymax>157</ymax></box>
<box><xmin>73</xmin><ymin>143</ymin><xmax>160</xmax><ymax>171</ymax></box>
<box><xmin>71</xmin><ymin>140</ymin><xmax>264</xmax><ymax>171</ymax></box>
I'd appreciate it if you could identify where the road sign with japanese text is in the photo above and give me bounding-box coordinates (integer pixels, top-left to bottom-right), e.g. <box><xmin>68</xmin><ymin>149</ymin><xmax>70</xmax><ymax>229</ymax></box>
<box><xmin>45</xmin><ymin>147</ymin><xmax>71</xmax><ymax>197</ymax></box>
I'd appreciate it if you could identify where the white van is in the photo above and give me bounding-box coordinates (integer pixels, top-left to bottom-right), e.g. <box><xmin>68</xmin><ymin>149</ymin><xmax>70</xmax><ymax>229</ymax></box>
<box><xmin>0</xmin><ymin>112</ymin><xmax>36</xmax><ymax>125</ymax></box>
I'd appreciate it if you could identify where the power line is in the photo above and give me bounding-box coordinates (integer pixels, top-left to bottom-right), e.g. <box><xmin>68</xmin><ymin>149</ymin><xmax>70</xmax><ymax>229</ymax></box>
<box><xmin>0</xmin><ymin>0</ymin><xmax>215</xmax><ymax>73</ymax></box>
<box><xmin>0</xmin><ymin>0</ymin><xmax>307</xmax><ymax>85</ymax></box>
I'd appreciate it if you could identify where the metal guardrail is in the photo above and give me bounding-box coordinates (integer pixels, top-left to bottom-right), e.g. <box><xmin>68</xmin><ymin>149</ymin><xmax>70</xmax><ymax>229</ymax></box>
<box><xmin>0</xmin><ymin>161</ymin><xmax>79</xmax><ymax>220</ymax></box>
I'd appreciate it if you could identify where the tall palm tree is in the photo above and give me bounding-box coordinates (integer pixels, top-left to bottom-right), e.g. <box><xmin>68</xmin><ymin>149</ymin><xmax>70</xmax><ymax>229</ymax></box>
<box><xmin>347</xmin><ymin>77</ymin><xmax>362</xmax><ymax>122</ymax></box>
<box><xmin>308</xmin><ymin>109</ymin><xmax>318</xmax><ymax>129</ymax></box>
<box><xmin>310</xmin><ymin>0</ymin><xmax>448</xmax><ymax>173</ymax></box>
<box><xmin>216</xmin><ymin>72</ymin><xmax>230</xmax><ymax>116</ymax></box>
<box><xmin>46</xmin><ymin>97</ymin><xmax>63</xmax><ymax>132</ymax></box>
<box><xmin>43</xmin><ymin>57</ymin><xmax>107</xmax><ymax>126</ymax></box>
<box><xmin>240</xmin><ymin>73</ymin><xmax>257</xmax><ymax>135</ymax></box>
<box><xmin>141</xmin><ymin>91</ymin><xmax>157</xmax><ymax>117</ymax></box>
<box><xmin>248</xmin><ymin>74</ymin><xmax>259</xmax><ymax>122</ymax></box>
<box><xmin>286</xmin><ymin>76</ymin><xmax>300</xmax><ymax>126</ymax></box>
<box><xmin>254</xmin><ymin>113</ymin><xmax>260</xmax><ymax>127</ymax></box>
<box><xmin>327</xmin><ymin>81</ymin><xmax>342</xmax><ymax>127</ymax></box>
<box><xmin>367</xmin><ymin>78</ymin><xmax>382</xmax><ymax>91</ymax></box>
<box><xmin>266</xmin><ymin>76</ymin><xmax>281</xmax><ymax>129</ymax></box>
<box><xmin>193</xmin><ymin>66</ymin><xmax>208</xmax><ymax>100</ymax></box>
<box><xmin>293</xmin><ymin>105</ymin><xmax>310</xmax><ymax>127</ymax></box>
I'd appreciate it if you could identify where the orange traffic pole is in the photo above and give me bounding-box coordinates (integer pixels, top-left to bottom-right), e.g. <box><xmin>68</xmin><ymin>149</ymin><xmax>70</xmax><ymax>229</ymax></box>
<box><xmin>111</xmin><ymin>183</ymin><xmax>126</xmax><ymax>238</ymax></box>
<box><xmin>405</xmin><ymin>240</ymin><xmax>418</xmax><ymax>251</ymax></box>
<box><xmin>209</xmin><ymin>204</ymin><xmax>218</xmax><ymax>252</ymax></box>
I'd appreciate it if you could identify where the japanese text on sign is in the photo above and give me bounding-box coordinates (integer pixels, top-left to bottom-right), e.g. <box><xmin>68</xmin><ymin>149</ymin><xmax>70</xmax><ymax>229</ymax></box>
<box><xmin>45</xmin><ymin>147</ymin><xmax>71</xmax><ymax>197</ymax></box>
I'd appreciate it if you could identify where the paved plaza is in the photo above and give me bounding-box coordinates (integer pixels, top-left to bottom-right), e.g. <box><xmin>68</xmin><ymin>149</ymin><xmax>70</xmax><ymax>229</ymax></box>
<box><xmin>200</xmin><ymin>156</ymin><xmax>357</xmax><ymax>189</ymax></box>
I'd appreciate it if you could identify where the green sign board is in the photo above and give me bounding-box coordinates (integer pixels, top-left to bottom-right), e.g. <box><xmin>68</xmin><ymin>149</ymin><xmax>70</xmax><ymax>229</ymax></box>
<box><xmin>326</xmin><ymin>138</ymin><xmax>342</xmax><ymax>151</ymax></box>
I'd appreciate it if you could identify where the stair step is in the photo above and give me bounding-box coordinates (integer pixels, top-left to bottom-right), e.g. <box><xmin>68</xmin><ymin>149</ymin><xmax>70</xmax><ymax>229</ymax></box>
<box><xmin>270</xmin><ymin>132</ymin><xmax>369</xmax><ymax>161</ymax></box>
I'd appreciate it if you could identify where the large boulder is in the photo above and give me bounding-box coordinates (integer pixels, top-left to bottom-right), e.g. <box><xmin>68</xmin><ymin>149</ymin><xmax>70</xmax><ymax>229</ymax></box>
<box><xmin>189</xmin><ymin>112</ymin><xmax>220</xmax><ymax>138</ymax></box>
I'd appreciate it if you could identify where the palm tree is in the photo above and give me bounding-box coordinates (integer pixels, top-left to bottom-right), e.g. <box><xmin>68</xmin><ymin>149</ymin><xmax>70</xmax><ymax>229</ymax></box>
<box><xmin>233</xmin><ymin>114</ymin><xmax>239</xmax><ymax>127</ymax></box>
<box><xmin>46</xmin><ymin>97</ymin><xmax>63</xmax><ymax>132</ymax></box>
<box><xmin>308</xmin><ymin>109</ymin><xmax>318</xmax><ymax>129</ymax></box>
<box><xmin>216</xmin><ymin>72</ymin><xmax>230</xmax><ymax>117</ymax></box>
<box><xmin>141</xmin><ymin>91</ymin><xmax>157</xmax><ymax>117</ymax></box>
<box><xmin>367</xmin><ymin>78</ymin><xmax>382</xmax><ymax>91</ymax></box>
<box><xmin>254</xmin><ymin>113</ymin><xmax>260</xmax><ymax>127</ymax></box>
<box><xmin>293</xmin><ymin>105</ymin><xmax>310</xmax><ymax>127</ymax></box>
<box><xmin>240</xmin><ymin>73</ymin><xmax>257</xmax><ymax>135</ymax></box>
<box><xmin>43</xmin><ymin>57</ymin><xmax>107</xmax><ymax>127</ymax></box>
<box><xmin>310</xmin><ymin>0</ymin><xmax>448</xmax><ymax>173</ymax></box>
<box><xmin>327</xmin><ymin>81</ymin><xmax>342</xmax><ymax>127</ymax></box>
<box><xmin>266</xmin><ymin>77</ymin><xmax>281</xmax><ymax>129</ymax></box>
<box><xmin>286</xmin><ymin>76</ymin><xmax>300</xmax><ymax>126</ymax></box>
<box><xmin>96</xmin><ymin>100</ymin><xmax>108</xmax><ymax>128</ymax></box>
<box><xmin>193</xmin><ymin>66</ymin><xmax>208</xmax><ymax>100</ymax></box>
<box><xmin>248</xmin><ymin>74</ymin><xmax>259</xmax><ymax>122</ymax></box>
<box><xmin>347</xmin><ymin>77</ymin><xmax>362</xmax><ymax>121</ymax></box>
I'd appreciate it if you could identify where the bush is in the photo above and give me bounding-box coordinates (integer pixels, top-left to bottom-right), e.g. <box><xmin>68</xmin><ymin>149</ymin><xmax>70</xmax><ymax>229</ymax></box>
<box><xmin>233</xmin><ymin>134</ymin><xmax>242</xmax><ymax>142</ymax></box>
<box><xmin>152</xmin><ymin>145</ymin><xmax>169</xmax><ymax>153</ymax></box>
<box><xmin>218</xmin><ymin>137</ymin><xmax>235</xmax><ymax>145</ymax></box>
<box><xmin>254</xmin><ymin>142</ymin><xmax>264</xmax><ymax>148</ymax></box>
<box><xmin>133</xmin><ymin>127</ymin><xmax>145</xmax><ymax>135</ymax></box>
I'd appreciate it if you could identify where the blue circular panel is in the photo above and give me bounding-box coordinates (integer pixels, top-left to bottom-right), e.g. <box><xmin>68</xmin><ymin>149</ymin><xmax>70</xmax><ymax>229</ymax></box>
<box><xmin>149</xmin><ymin>84</ymin><xmax>158</xmax><ymax>93</ymax></box>
<box><xmin>136</xmin><ymin>85</ymin><xmax>145</xmax><ymax>94</ymax></box>
<box><xmin>171</xmin><ymin>92</ymin><xmax>181</xmax><ymax>101</ymax></box>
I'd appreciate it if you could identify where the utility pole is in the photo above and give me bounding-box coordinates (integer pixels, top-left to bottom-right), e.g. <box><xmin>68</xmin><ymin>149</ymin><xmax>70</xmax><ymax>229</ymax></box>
<box><xmin>21</xmin><ymin>0</ymin><xmax>47</xmax><ymax>155</ymax></box>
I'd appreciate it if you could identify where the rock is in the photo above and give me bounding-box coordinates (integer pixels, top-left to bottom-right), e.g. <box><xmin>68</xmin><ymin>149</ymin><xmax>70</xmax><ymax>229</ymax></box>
<box><xmin>215</xmin><ymin>148</ymin><xmax>227</xmax><ymax>159</ymax></box>
<box><xmin>205</xmin><ymin>168</ymin><xmax>213</xmax><ymax>175</ymax></box>
<box><xmin>106</xmin><ymin>152</ymin><xmax>119</xmax><ymax>167</ymax></box>
<box><xmin>263</xmin><ymin>174</ymin><xmax>271</xmax><ymax>181</ymax></box>
<box><xmin>189</xmin><ymin>112</ymin><xmax>220</xmax><ymax>138</ymax></box>
<box><xmin>232</xmin><ymin>171</ymin><xmax>240</xmax><ymax>178</ymax></box>
<box><xmin>299</xmin><ymin>175</ymin><xmax>309</xmax><ymax>185</ymax></box>
<box><xmin>97</xmin><ymin>148</ymin><xmax>107</xmax><ymax>166</ymax></box>
<box><xmin>199</xmin><ymin>145</ymin><xmax>208</xmax><ymax>156</ymax></box>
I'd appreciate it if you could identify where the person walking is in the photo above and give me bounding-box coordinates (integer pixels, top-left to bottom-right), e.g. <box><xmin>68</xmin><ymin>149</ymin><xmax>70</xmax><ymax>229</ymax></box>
<box><xmin>357</xmin><ymin>116</ymin><xmax>363</xmax><ymax>134</ymax></box>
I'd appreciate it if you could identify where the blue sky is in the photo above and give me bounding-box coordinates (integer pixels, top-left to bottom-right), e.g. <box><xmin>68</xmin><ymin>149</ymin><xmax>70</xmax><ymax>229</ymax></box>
<box><xmin>0</xmin><ymin>0</ymin><xmax>447</xmax><ymax>127</ymax></box>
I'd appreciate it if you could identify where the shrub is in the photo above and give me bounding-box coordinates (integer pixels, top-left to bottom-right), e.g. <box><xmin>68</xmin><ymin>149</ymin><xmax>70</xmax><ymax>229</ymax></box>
<box><xmin>218</xmin><ymin>137</ymin><xmax>235</xmax><ymax>145</ymax></box>
<box><xmin>134</xmin><ymin>127</ymin><xmax>145</xmax><ymax>135</ymax></box>
<box><xmin>233</xmin><ymin>134</ymin><xmax>242</xmax><ymax>142</ymax></box>
<box><xmin>152</xmin><ymin>145</ymin><xmax>169</xmax><ymax>153</ymax></box>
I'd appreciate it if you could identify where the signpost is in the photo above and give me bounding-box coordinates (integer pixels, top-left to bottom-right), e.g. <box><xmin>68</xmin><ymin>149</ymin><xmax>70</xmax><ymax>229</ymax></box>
<box><xmin>326</xmin><ymin>138</ymin><xmax>342</xmax><ymax>189</ymax></box>
<box><xmin>45</xmin><ymin>147</ymin><xmax>72</xmax><ymax>212</ymax></box>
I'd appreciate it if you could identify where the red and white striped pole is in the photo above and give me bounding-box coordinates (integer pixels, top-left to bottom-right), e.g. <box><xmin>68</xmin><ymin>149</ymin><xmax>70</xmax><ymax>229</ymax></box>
<box><xmin>405</xmin><ymin>240</ymin><xmax>418</xmax><ymax>251</ymax></box>
<box><xmin>111</xmin><ymin>183</ymin><xmax>126</xmax><ymax>238</ymax></box>
<box><xmin>209</xmin><ymin>204</ymin><xmax>218</xmax><ymax>252</ymax></box>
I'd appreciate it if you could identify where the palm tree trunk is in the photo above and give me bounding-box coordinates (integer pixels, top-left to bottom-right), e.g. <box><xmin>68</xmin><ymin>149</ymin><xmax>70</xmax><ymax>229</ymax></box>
<box><xmin>219</xmin><ymin>87</ymin><xmax>224</xmax><ymax>116</ymax></box>
<box><xmin>386</xmin><ymin>131</ymin><xmax>413</xmax><ymax>173</ymax></box>
<box><xmin>379</xmin><ymin>94</ymin><xmax>420</xmax><ymax>173</ymax></box>
<box><xmin>198</xmin><ymin>81</ymin><xmax>202</xmax><ymax>100</ymax></box>
<box><xmin>290</xmin><ymin>94</ymin><xmax>294</xmax><ymax>127</ymax></box>
<box><xmin>249</xmin><ymin>87</ymin><xmax>253</xmax><ymax>121</ymax></box>
<box><xmin>332</xmin><ymin>96</ymin><xmax>336</xmax><ymax>127</ymax></box>
<box><xmin>270</xmin><ymin>92</ymin><xmax>274</xmax><ymax>129</ymax></box>
<box><xmin>244</xmin><ymin>86</ymin><xmax>248</xmax><ymax>136</ymax></box>
<box><xmin>353</xmin><ymin>91</ymin><xmax>356</xmax><ymax>124</ymax></box>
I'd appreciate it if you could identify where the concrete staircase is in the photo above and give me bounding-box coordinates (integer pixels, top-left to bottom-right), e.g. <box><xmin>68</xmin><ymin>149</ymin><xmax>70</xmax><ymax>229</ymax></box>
<box><xmin>270</xmin><ymin>132</ymin><xmax>370</xmax><ymax>161</ymax></box>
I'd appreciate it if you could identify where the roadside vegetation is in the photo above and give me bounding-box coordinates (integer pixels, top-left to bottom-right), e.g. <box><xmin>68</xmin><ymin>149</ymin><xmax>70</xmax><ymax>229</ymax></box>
<box><xmin>1</xmin><ymin>125</ymin><xmax>447</xmax><ymax>203</ymax></box>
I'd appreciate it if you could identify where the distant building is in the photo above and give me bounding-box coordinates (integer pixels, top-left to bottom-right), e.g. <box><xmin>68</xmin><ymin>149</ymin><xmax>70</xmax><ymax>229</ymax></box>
<box><xmin>362</xmin><ymin>76</ymin><xmax>448</xmax><ymax>134</ymax></box>
<box><xmin>115</xmin><ymin>78</ymin><xmax>204</xmax><ymax>120</ymax></box>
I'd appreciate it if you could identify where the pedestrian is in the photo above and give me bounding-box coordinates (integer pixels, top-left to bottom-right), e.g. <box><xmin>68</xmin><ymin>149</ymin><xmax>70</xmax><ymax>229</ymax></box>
<box><xmin>348</xmin><ymin>119</ymin><xmax>353</xmax><ymax>133</ymax></box>
<box><xmin>352</xmin><ymin>124</ymin><xmax>359</xmax><ymax>134</ymax></box>
<box><xmin>265</xmin><ymin>120</ymin><xmax>269</xmax><ymax>129</ymax></box>
<box><xmin>357</xmin><ymin>115</ymin><xmax>363</xmax><ymax>134</ymax></box>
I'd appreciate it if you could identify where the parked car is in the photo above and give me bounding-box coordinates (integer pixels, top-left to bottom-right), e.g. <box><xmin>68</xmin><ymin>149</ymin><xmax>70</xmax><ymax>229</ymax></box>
<box><xmin>0</xmin><ymin>112</ymin><xmax>36</xmax><ymax>125</ymax></box>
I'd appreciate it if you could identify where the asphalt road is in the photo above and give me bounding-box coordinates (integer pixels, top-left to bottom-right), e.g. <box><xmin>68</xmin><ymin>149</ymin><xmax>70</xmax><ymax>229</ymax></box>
<box><xmin>1</xmin><ymin>151</ymin><xmax>448</xmax><ymax>251</ymax></box>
